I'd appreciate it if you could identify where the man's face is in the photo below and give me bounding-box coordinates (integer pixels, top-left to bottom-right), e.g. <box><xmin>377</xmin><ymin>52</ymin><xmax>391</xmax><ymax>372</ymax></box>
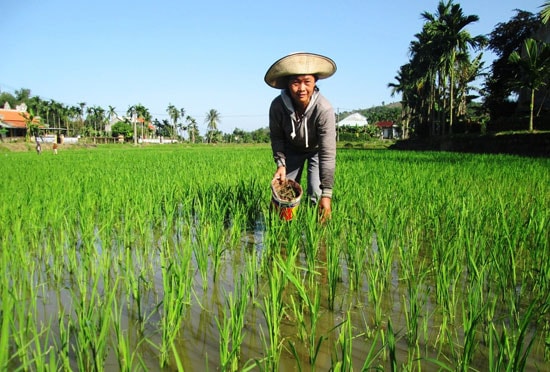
<box><xmin>287</xmin><ymin>75</ymin><xmax>316</xmax><ymax>109</ymax></box>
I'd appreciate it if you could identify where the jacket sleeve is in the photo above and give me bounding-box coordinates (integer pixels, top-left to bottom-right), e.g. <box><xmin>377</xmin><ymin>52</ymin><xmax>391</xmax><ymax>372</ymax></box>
<box><xmin>317</xmin><ymin>105</ymin><xmax>336</xmax><ymax>198</ymax></box>
<box><xmin>269</xmin><ymin>99</ymin><xmax>287</xmax><ymax>167</ymax></box>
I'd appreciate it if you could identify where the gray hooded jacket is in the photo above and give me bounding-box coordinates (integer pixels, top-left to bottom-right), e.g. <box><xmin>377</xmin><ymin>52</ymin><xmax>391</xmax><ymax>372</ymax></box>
<box><xmin>269</xmin><ymin>89</ymin><xmax>336</xmax><ymax>198</ymax></box>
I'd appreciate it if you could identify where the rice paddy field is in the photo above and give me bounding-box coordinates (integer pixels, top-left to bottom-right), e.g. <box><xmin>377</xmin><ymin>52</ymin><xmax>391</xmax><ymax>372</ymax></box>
<box><xmin>1</xmin><ymin>143</ymin><xmax>549</xmax><ymax>371</ymax></box>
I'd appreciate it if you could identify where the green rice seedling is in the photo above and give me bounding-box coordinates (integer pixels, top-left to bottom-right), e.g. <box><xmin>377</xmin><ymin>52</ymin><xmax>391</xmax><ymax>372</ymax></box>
<box><xmin>277</xmin><ymin>258</ymin><xmax>324</xmax><ymax>367</ymax></box>
<box><xmin>359</xmin><ymin>327</ymin><xmax>384</xmax><ymax>371</ymax></box>
<box><xmin>432</xmin><ymin>250</ymin><xmax>461</xmax><ymax>349</ymax></box>
<box><xmin>193</xmin><ymin>226</ymin><xmax>210</xmax><ymax>289</ymax></box>
<box><xmin>70</xmin><ymin>268</ymin><xmax>118</xmax><ymax>371</ymax></box>
<box><xmin>227</xmin><ymin>202</ymin><xmax>247</xmax><ymax>249</ymax></box>
<box><xmin>386</xmin><ymin>319</ymin><xmax>398</xmax><ymax>372</ymax></box>
<box><xmin>201</xmin><ymin>192</ymin><xmax>228</xmax><ymax>281</ymax></box>
<box><xmin>56</xmin><ymin>309</ymin><xmax>72</xmax><ymax>372</ymax></box>
<box><xmin>123</xmin><ymin>247</ymin><xmax>148</xmax><ymax>329</ymax></box>
<box><xmin>216</xmin><ymin>305</ymin><xmax>233</xmax><ymax>370</ymax></box>
<box><xmin>207</xmin><ymin>218</ymin><xmax>227</xmax><ymax>281</ymax></box>
<box><xmin>243</xmin><ymin>248</ymin><xmax>258</xmax><ymax>305</ymax></box>
<box><xmin>276</xmin><ymin>233</ymin><xmax>303</xmax><ymax>290</ymax></box>
<box><xmin>258</xmin><ymin>214</ymin><xmax>279</xmax><ymax>272</ymax></box>
<box><xmin>159</xmin><ymin>238</ymin><xmax>193</xmax><ymax>368</ymax></box>
<box><xmin>9</xmin><ymin>268</ymin><xmax>40</xmax><ymax>369</ymax></box>
<box><xmin>399</xmin><ymin>243</ymin><xmax>429</xmax><ymax>346</ymax></box>
<box><xmin>170</xmin><ymin>342</ymin><xmax>185</xmax><ymax>372</ymax></box>
<box><xmin>284</xmin><ymin>212</ymin><xmax>305</xmax><ymax>267</ymax></box>
<box><xmin>527</xmin><ymin>208</ymin><xmax>550</xmax><ymax>297</ymax></box>
<box><xmin>260</xmin><ymin>213</ymin><xmax>300</xmax><ymax>277</ymax></box>
<box><xmin>258</xmin><ymin>260</ymin><xmax>286</xmax><ymax>371</ymax></box>
<box><xmin>363</xmin><ymin>203</ymin><xmax>398</xmax><ymax>286</ymax></box>
<box><xmin>401</xmin><ymin>281</ymin><xmax>422</xmax><ymax>348</ymax></box>
<box><xmin>301</xmin><ymin>206</ymin><xmax>323</xmax><ymax>276</ymax></box>
<box><xmin>0</xmin><ymin>282</ymin><xmax>11</xmax><ymax>371</ymax></box>
<box><xmin>489</xmin><ymin>292</ymin><xmax>549</xmax><ymax>371</ymax></box>
<box><xmin>227</xmin><ymin>281</ymin><xmax>249</xmax><ymax>370</ymax></box>
<box><xmin>324</xmin><ymin>228</ymin><xmax>342</xmax><ymax>311</ymax></box>
<box><xmin>432</xmin><ymin>246</ymin><xmax>458</xmax><ymax>311</ymax></box>
<box><xmin>112</xmin><ymin>299</ymin><xmax>137</xmax><ymax>372</ymax></box>
<box><xmin>366</xmin><ymin>264</ymin><xmax>384</xmax><ymax>327</ymax></box>
<box><xmin>288</xmin><ymin>295</ymin><xmax>306</xmax><ymax>344</ymax></box>
<box><xmin>28</xmin><ymin>318</ymin><xmax>59</xmax><ymax>372</ymax></box>
<box><xmin>457</xmin><ymin>281</ymin><xmax>486</xmax><ymax>371</ymax></box>
<box><xmin>421</xmin><ymin>299</ymin><xmax>432</xmax><ymax>357</ymax></box>
<box><xmin>331</xmin><ymin>311</ymin><xmax>353</xmax><ymax>372</ymax></box>
<box><xmin>341</xmin><ymin>222</ymin><xmax>368</xmax><ymax>292</ymax></box>
<box><xmin>216</xmin><ymin>275</ymin><xmax>249</xmax><ymax>371</ymax></box>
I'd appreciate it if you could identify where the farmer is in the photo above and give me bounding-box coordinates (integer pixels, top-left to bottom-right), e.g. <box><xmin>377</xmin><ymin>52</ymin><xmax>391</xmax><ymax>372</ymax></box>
<box><xmin>35</xmin><ymin>139</ymin><xmax>42</xmax><ymax>155</ymax></box>
<box><xmin>265</xmin><ymin>52</ymin><xmax>337</xmax><ymax>221</ymax></box>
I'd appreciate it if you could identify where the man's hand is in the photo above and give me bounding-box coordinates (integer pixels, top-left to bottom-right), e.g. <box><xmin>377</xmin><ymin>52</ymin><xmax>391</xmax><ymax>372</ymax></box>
<box><xmin>319</xmin><ymin>197</ymin><xmax>332</xmax><ymax>223</ymax></box>
<box><xmin>273</xmin><ymin>166</ymin><xmax>286</xmax><ymax>182</ymax></box>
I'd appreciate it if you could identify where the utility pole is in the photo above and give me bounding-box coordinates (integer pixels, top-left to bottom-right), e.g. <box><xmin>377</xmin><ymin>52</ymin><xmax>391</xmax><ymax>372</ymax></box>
<box><xmin>132</xmin><ymin>113</ymin><xmax>137</xmax><ymax>145</ymax></box>
<box><xmin>336</xmin><ymin>107</ymin><xmax>340</xmax><ymax>142</ymax></box>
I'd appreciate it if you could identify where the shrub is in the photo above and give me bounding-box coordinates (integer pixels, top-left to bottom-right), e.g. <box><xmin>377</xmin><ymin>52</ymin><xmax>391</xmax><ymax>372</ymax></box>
<box><xmin>111</xmin><ymin>121</ymin><xmax>133</xmax><ymax>139</ymax></box>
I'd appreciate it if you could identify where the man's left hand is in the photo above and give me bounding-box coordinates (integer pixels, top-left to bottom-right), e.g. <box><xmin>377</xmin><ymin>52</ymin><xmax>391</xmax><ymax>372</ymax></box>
<box><xmin>319</xmin><ymin>197</ymin><xmax>332</xmax><ymax>223</ymax></box>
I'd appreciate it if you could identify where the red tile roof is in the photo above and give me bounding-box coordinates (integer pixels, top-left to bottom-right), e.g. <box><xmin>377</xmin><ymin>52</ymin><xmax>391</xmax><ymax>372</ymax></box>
<box><xmin>375</xmin><ymin>121</ymin><xmax>394</xmax><ymax>128</ymax></box>
<box><xmin>0</xmin><ymin>109</ymin><xmax>41</xmax><ymax>128</ymax></box>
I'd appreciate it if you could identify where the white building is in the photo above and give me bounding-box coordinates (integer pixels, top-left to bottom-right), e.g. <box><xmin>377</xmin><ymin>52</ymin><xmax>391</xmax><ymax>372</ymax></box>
<box><xmin>337</xmin><ymin>113</ymin><xmax>368</xmax><ymax>127</ymax></box>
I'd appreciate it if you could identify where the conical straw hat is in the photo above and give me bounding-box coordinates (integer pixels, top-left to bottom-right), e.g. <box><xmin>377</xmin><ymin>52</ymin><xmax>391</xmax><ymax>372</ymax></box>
<box><xmin>264</xmin><ymin>52</ymin><xmax>337</xmax><ymax>89</ymax></box>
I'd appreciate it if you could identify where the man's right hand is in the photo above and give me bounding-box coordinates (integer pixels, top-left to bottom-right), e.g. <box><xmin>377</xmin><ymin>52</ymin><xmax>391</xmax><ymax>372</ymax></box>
<box><xmin>273</xmin><ymin>166</ymin><xmax>286</xmax><ymax>182</ymax></box>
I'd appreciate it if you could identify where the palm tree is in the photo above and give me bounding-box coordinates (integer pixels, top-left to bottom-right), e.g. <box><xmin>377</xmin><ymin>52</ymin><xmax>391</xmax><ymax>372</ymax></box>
<box><xmin>388</xmin><ymin>63</ymin><xmax>418</xmax><ymax>138</ymax></box>
<box><xmin>455</xmin><ymin>53</ymin><xmax>485</xmax><ymax>120</ymax></box>
<box><xmin>127</xmin><ymin>105</ymin><xmax>138</xmax><ymax>144</ymax></box>
<box><xmin>420</xmin><ymin>0</ymin><xmax>486</xmax><ymax>134</ymax></box>
<box><xmin>402</xmin><ymin>27</ymin><xmax>440</xmax><ymax>136</ymax></box>
<box><xmin>509</xmin><ymin>38</ymin><xmax>550</xmax><ymax>131</ymax></box>
<box><xmin>178</xmin><ymin>107</ymin><xmax>186</xmax><ymax>140</ymax></box>
<box><xmin>166</xmin><ymin>103</ymin><xmax>179</xmax><ymax>140</ymax></box>
<box><xmin>22</xmin><ymin>108</ymin><xmax>40</xmax><ymax>142</ymax></box>
<box><xmin>108</xmin><ymin>105</ymin><xmax>117</xmax><ymax>122</ymax></box>
<box><xmin>42</xmin><ymin>100</ymin><xmax>53</xmax><ymax>127</ymax></box>
<box><xmin>78</xmin><ymin>102</ymin><xmax>86</xmax><ymax>130</ymax></box>
<box><xmin>186</xmin><ymin>115</ymin><xmax>198</xmax><ymax>143</ymax></box>
<box><xmin>105</xmin><ymin>106</ymin><xmax>116</xmax><ymax>136</ymax></box>
<box><xmin>86</xmin><ymin>106</ymin><xmax>95</xmax><ymax>136</ymax></box>
<box><xmin>26</xmin><ymin>96</ymin><xmax>44</xmax><ymax>122</ymax></box>
<box><xmin>95</xmin><ymin>106</ymin><xmax>106</xmax><ymax>136</ymax></box>
<box><xmin>541</xmin><ymin>1</ymin><xmax>550</xmax><ymax>24</ymax></box>
<box><xmin>159</xmin><ymin>119</ymin><xmax>172</xmax><ymax>138</ymax></box>
<box><xmin>205</xmin><ymin>109</ymin><xmax>220</xmax><ymax>143</ymax></box>
<box><xmin>57</xmin><ymin>103</ymin><xmax>70</xmax><ymax>138</ymax></box>
<box><xmin>68</xmin><ymin>105</ymin><xmax>80</xmax><ymax>136</ymax></box>
<box><xmin>131</xmin><ymin>103</ymin><xmax>150</xmax><ymax>140</ymax></box>
<box><xmin>136</xmin><ymin>105</ymin><xmax>151</xmax><ymax>139</ymax></box>
<box><xmin>15</xmin><ymin>88</ymin><xmax>32</xmax><ymax>103</ymax></box>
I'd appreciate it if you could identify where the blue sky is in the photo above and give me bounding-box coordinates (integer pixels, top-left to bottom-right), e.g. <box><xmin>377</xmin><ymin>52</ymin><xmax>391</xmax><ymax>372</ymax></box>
<box><xmin>1</xmin><ymin>0</ymin><xmax>544</xmax><ymax>133</ymax></box>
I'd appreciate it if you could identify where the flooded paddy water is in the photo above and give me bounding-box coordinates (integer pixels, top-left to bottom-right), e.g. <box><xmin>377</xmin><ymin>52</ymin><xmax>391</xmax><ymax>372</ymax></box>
<box><xmin>1</xmin><ymin>145</ymin><xmax>549</xmax><ymax>371</ymax></box>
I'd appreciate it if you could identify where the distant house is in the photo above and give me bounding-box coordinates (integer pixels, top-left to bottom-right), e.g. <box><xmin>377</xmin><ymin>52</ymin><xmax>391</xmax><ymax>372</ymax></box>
<box><xmin>375</xmin><ymin>121</ymin><xmax>401</xmax><ymax>139</ymax></box>
<box><xmin>337</xmin><ymin>113</ymin><xmax>368</xmax><ymax>127</ymax></box>
<box><xmin>105</xmin><ymin>115</ymin><xmax>126</xmax><ymax>134</ymax></box>
<box><xmin>0</xmin><ymin>103</ymin><xmax>40</xmax><ymax>138</ymax></box>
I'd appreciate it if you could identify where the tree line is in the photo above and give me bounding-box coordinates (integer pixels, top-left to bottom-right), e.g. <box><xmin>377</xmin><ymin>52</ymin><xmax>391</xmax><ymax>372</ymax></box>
<box><xmin>388</xmin><ymin>1</ymin><xmax>550</xmax><ymax>138</ymax></box>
